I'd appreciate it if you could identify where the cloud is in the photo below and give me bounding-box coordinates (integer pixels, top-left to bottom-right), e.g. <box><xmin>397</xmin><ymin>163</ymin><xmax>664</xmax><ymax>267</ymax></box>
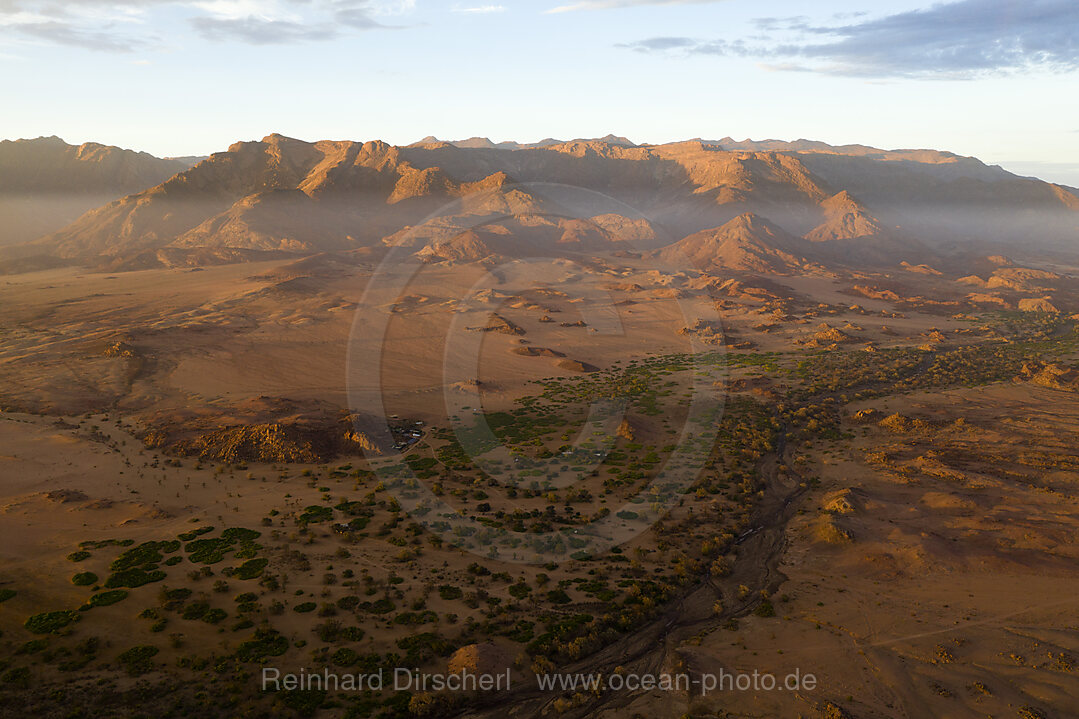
<box><xmin>14</xmin><ymin>18</ymin><xmax>149</xmax><ymax>51</ymax></box>
<box><xmin>789</xmin><ymin>0</ymin><xmax>1079</xmax><ymax>77</ymax></box>
<box><xmin>0</xmin><ymin>0</ymin><xmax>169</xmax><ymax>51</ymax></box>
<box><xmin>452</xmin><ymin>4</ymin><xmax>505</xmax><ymax>14</ymax></box>
<box><xmin>189</xmin><ymin>16</ymin><xmax>339</xmax><ymax>43</ymax></box>
<box><xmin>363</xmin><ymin>0</ymin><xmax>415</xmax><ymax>17</ymax></box>
<box><xmin>620</xmin><ymin>0</ymin><xmax>1079</xmax><ymax>78</ymax></box>
<box><xmin>617</xmin><ymin>36</ymin><xmax>695</xmax><ymax>52</ymax></box>
<box><xmin>618</xmin><ymin>35</ymin><xmax>738</xmax><ymax>57</ymax></box>
<box><xmin>188</xmin><ymin>1</ymin><xmax>403</xmax><ymax>43</ymax></box>
<box><xmin>0</xmin><ymin>0</ymin><xmax>407</xmax><ymax>49</ymax></box>
<box><xmin>547</xmin><ymin>0</ymin><xmax>725</xmax><ymax>14</ymax></box>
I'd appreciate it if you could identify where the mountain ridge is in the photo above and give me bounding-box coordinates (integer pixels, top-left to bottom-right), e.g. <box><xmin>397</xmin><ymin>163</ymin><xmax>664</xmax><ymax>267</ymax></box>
<box><xmin>4</xmin><ymin>134</ymin><xmax>1076</xmax><ymax>273</ymax></box>
<box><xmin>0</xmin><ymin>136</ymin><xmax>199</xmax><ymax>248</ymax></box>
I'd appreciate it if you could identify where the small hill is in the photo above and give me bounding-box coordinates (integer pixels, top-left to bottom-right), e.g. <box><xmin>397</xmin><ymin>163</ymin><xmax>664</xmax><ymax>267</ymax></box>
<box><xmin>806</xmin><ymin>191</ymin><xmax>885</xmax><ymax>242</ymax></box>
<box><xmin>171</xmin><ymin>189</ymin><xmax>354</xmax><ymax>253</ymax></box>
<box><xmin>416</xmin><ymin>229</ymin><xmax>498</xmax><ymax>264</ymax></box>
<box><xmin>652</xmin><ymin>213</ymin><xmax>809</xmax><ymax>274</ymax></box>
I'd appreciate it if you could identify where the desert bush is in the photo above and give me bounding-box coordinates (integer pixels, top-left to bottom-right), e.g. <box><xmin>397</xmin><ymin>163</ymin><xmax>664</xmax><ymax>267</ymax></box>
<box><xmin>437</xmin><ymin>585</ymin><xmax>462</xmax><ymax>600</ymax></box>
<box><xmin>105</xmin><ymin>568</ymin><xmax>166</xmax><ymax>589</ymax></box>
<box><xmin>117</xmin><ymin>645</ymin><xmax>159</xmax><ymax>676</ymax></box>
<box><xmin>24</xmin><ymin>611</ymin><xmax>79</xmax><ymax>634</ymax></box>
<box><xmin>235</xmin><ymin>629</ymin><xmax>289</xmax><ymax>662</ymax></box>
<box><xmin>81</xmin><ymin>590</ymin><xmax>128</xmax><ymax>610</ymax></box>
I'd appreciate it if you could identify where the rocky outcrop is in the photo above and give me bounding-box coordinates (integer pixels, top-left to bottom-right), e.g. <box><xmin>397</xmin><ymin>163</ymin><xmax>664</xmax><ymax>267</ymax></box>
<box><xmin>141</xmin><ymin>407</ymin><xmax>385</xmax><ymax>462</ymax></box>
<box><xmin>470</xmin><ymin>313</ymin><xmax>525</xmax><ymax>336</ymax></box>
<box><xmin>1016</xmin><ymin>361</ymin><xmax>1079</xmax><ymax>390</ymax></box>
<box><xmin>1018</xmin><ymin>297</ymin><xmax>1059</xmax><ymax>313</ymax></box>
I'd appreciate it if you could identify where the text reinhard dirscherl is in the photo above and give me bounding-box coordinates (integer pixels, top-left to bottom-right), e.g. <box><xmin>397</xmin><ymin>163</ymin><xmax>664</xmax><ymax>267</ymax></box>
<box><xmin>261</xmin><ymin>667</ymin><xmax>818</xmax><ymax>697</ymax></box>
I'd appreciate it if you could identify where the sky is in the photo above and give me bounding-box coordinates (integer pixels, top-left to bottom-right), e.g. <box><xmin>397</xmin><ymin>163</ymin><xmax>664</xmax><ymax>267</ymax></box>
<box><xmin>1</xmin><ymin>0</ymin><xmax>1078</xmax><ymax>185</ymax></box>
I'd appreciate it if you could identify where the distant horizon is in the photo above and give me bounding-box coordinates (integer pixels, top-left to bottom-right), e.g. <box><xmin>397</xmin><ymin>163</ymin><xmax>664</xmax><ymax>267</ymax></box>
<box><xmin>3</xmin><ymin>1</ymin><xmax>1076</xmax><ymax>186</ymax></box>
<box><xmin>5</xmin><ymin>131</ymin><xmax>1077</xmax><ymax>188</ymax></box>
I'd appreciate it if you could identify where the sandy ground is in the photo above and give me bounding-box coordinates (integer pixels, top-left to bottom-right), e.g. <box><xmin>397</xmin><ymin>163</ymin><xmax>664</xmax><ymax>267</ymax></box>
<box><xmin>598</xmin><ymin>383</ymin><xmax>1079</xmax><ymax>719</ymax></box>
<box><xmin>2</xmin><ymin>252</ymin><xmax>1079</xmax><ymax>717</ymax></box>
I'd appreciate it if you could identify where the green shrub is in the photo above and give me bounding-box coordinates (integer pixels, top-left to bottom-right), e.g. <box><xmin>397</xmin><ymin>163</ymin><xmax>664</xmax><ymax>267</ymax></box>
<box><xmin>203</xmin><ymin>608</ymin><xmax>228</xmax><ymax>624</ymax></box>
<box><xmin>437</xmin><ymin>585</ymin><xmax>462</xmax><ymax>600</ymax></box>
<box><xmin>393</xmin><ymin>611</ymin><xmax>437</xmax><ymax>626</ymax></box>
<box><xmin>81</xmin><ymin>590</ymin><xmax>128</xmax><ymax>610</ymax></box>
<box><xmin>221</xmin><ymin>528</ymin><xmax>261</xmax><ymax>543</ymax></box>
<box><xmin>277</xmin><ymin>689</ymin><xmax>325</xmax><ymax>717</ymax></box>
<box><xmin>185</xmin><ymin>537</ymin><xmax>231</xmax><ymax>564</ymax></box>
<box><xmin>161</xmin><ymin>587</ymin><xmax>192</xmax><ymax>603</ymax></box>
<box><xmin>110</xmin><ymin>542</ymin><xmax>165</xmax><ymax>571</ymax></box>
<box><xmin>235</xmin><ymin>629</ymin><xmax>288</xmax><ymax>662</ymax></box>
<box><xmin>232</xmin><ymin>558</ymin><xmax>268</xmax><ymax>580</ymax></box>
<box><xmin>1</xmin><ymin>666</ymin><xmax>30</xmax><ymax>688</ymax></box>
<box><xmin>181</xmin><ymin>602</ymin><xmax>209</xmax><ymax>620</ymax></box>
<box><xmin>508</xmin><ymin>583</ymin><xmax>531</xmax><ymax>599</ymax></box>
<box><xmin>506</xmin><ymin>620</ymin><xmax>534</xmax><ymax>643</ymax></box>
<box><xmin>24</xmin><ymin>610</ymin><xmax>80</xmax><ymax>634</ymax></box>
<box><xmin>105</xmin><ymin>568</ymin><xmax>166</xmax><ymax>588</ymax></box>
<box><xmin>298</xmin><ymin>506</ymin><xmax>333</xmax><ymax>524</ymax></box>
<box><xmin>365</xmin><ymin>598</ymin><xmax>395</xmax><ymax>615</ymax></box>
<box><xmin>293</xmin><ymin>602</ymin><xmax>316</xmax><ymax>613</ymax></box>
<box><xmin>67</xmin><ymin>551</ymin><xmax>91</xmax><ymax>562</ymax></box>
<box><xmin>335</xmin><ymin>595</ymin><xmax>360</xmax><ymax>611</ymax></box>
<box><xmin>71</xmin><ymin>572</ymin><xmax>98</xmax><ymax>586</ymax></box>
<box><xmin>0</xmin><ymin>589</ymin><xmax>15</xmax><ymax>603</ymax></box>
<box><xmin>396</xmin><ymin>632</ymin><xmax>453</xmax><ymax>664</ymax></box>
<box><xmin>16</xmin><ymin>639</ymin><xmax>48</xmax><ymax>655</ymax></box>
<box><xmin>753</xmin><ymin>599</ymin><xmax>776</xmax><ymax>618</ymax></box>
<box><xmin>117</xmin><ymin>645</ymin><xmax>158</xmax><ymax>676</ymax></box>
<box><xmin>331</xmin><ymin>648</ymin><xmax>358</xmax><ymax>667</ymax></box>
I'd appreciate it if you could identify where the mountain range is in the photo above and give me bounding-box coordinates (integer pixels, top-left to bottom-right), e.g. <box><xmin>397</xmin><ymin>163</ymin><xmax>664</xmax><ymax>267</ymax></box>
<box><xmin>1</xmin><ymin>133</ymin><xmax>1076</xmax><ymax>275</ymax></box>
<box><xmin>0</xmin><ymin>136</ymin><xmax>199</xmax><ymax>250</ymax></box>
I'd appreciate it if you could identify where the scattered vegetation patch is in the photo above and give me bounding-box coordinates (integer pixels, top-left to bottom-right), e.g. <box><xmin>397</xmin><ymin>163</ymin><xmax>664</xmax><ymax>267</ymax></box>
<box><xmin>24</xmin><ymin>611</ymin><xmax>80</xmax><ymax>634</ymax></box>
<box><xmin>110</xmin><ymin>541</ymin><xmax>165</xmax><ymax>571</ymax></box>
<box><xmin>185</xmin><ymin>527</ymin><xmax>262</xmax><ymax>564</ymax></box>
<box><xmin>276</xmin><ymin>689</ymin><xmax>326</xmax><ymax>717</ymax></box>
<box><xmin>71</xmin><ymin>572</ymin><xmax>99</xmax><ymax>586</ymax></box>
<box><xmin>231</xmin><ymin>558</ymin><xmax>268</xmax><ymax>580</ymax></box>
<box><xmin>80</xmin><ymin>590</ymin><xmax>128</xmax><ymax>610</ymax></box>
<box><xmin>185</xmin><ymin>537</ymin><xmax>232</xmax><ymax>564</ymax></box>
<box><xmin>298</xmin><ymin>506</ymin><xmax>333</xmax><ymax>524</ymax></box>
<box><xmin>117</xmin><ymin>645</ymin><xmax>159</xmax><ymax>676</ymax></box>
<box><xmin>236</xmin><ymin>629</ymin><xmax>289</xmax><ymax>662</ymax></box>
<box><xmin>438</xmin><ymin>585</ymin><xmax>463</xmax><ymax>600</ymax></box>
<box><xmin>105</xmin><ymin>568</ymin><xmax>166</xmax><ymax>589</ymax></box>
